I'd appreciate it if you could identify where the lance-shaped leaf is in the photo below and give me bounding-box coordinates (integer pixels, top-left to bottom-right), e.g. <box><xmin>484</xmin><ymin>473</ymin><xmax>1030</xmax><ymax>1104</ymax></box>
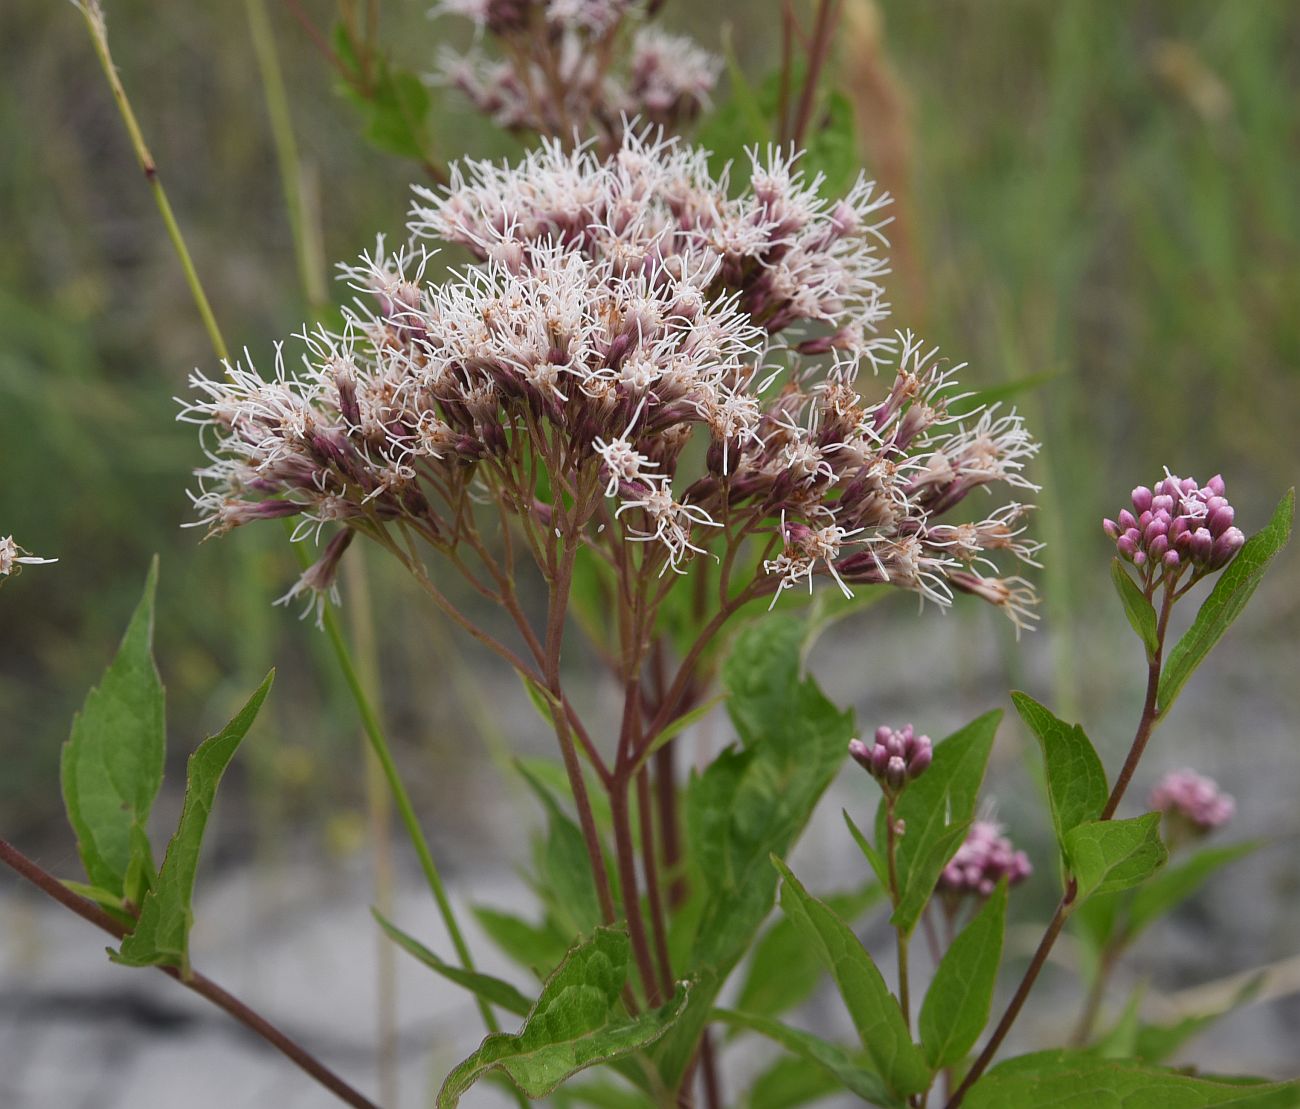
<box><xmin>1064</xmin><ymin>814</ymin><xmax>1168</xmax><ymax>902</ymax></box>
<box><xmin>1111</xmin><ymin>559</ymin><xmax>1160</xmax><ymax>657</ymax></box>
<box><xmin>919</xmin><ymin>881</ymin><xmax>1007</xmax><ymax>1070</ymax></box>
<box><xmin>773</xmin><ymin>858</ymin><xmax>930</xmax><ymax>1098</ymax></box>
<box><xmin>713</xmin><ymin>1009</ymin><xmax>902</xmax><ymax>1108</ymax></box>
<box><xmin>964</xmin><ymin>1050</ymin><xmax>1299</xmax><ymax>1108</ymax></box>
<box><xmin>437</xmin><ymin>928</ymin><xmax>689</xmax><ymax>1107</ymax></box>
<box><xmin>60</xmin><ymin>559</ymin><xmax>165</xmax><ymax>902</ymax></box>
<box><xmin>116</xmin><ymin>672</ymin><xmax>273</xmax><ymax>974</ymax></box>
<box><xmin>1012</xmin><ymin>693</ymin><xmax>1108</xmax><ymax>854</ymax></box>
<box><xmin>472</xmin><ymin>905</ymin><xmax>572</xmax><ymax>980</ymax></box>
<box><xmin>372</xmin><ymin>908</ymin><xmax>532</xmax><ymax>1017</ymax></box>
<box><xmin>1158</xmin><ymin>489</ymin><xmax>1293</xmax><ymax>714</ymax></box>
<box><xmin>1125</xmin><ymin>840</ymin><xmax>1263</xmax><ymax>942</ymax></box>
<box><xmin>518</xmin><ymin>764</ymin><xmax>604</xmax><ymax>937</ymax></box>
<box><xmin>878</xmin><ymin>711</ymin><xmax>1001</xmax><ymax>936</ymax></box>
<box><xmin>735</xmin><ymin>883</ymin><xmax>884</xmax><ymax>1021</ymax></box>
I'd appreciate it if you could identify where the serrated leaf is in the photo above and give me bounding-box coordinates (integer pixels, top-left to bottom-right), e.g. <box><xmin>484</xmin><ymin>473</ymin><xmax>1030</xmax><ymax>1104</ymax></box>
<box><xmin>473</xmin><ymin>905</ymin><xmax>572</xmax><ymax>980</ymax></box>
<box><xmin>1111</xmin><ymin>560</ymin><xmax>1159</xmax><ymax>657</ymax></box>
<box><xmin>372</xmin><ymin>908</ymin><xmax>532</xmax><ymax>1017</ymax></box>
<box><xmin>1065</xmin><ymin>815</ymin><xmax>1168</xmax><ymax>902</ymax></box>
<box><xmin>879</xmin><ymin>711</ymin><xmax>1001</xmax><ymax>936</ymax></box>
<box><xmin>60</xmin><ymin>559</ymin><xmax>165</xmax><ymax>901</ymax></box>
<box><xmin>773</xmin><ymin>858</ymin><xmax>929</xmax><ymax>1098</ymax></box>
<box><xmin>1125</xmin><ymin>840</ymin><xmax>1263</xmax><ymax>942</ymax></box>
<box><xmin>713</xmin><ymin>1009</ymin><xmax>902</xmax><ymax>1108</ymax></box>
<box><xmin>735</xmin><ymin>883</ymin><xmax>884</xmax><ymax>1021</ymax></box>
<box><xmin>964</xmin><ymin>1050</ymin><xmax>1299</xmax><ymax>1108</ymax></box>
<box><xmin>437</xmin><ymin>928</ymin><xmax>688</xmax><ymax>1107</ymax></box>
<box><xmin>919</xmin><ymin>881</ymin><xmax>1007</xmax><ymax>1070</ymax></box>
<box><xmin>116</xmin><ymin>672</ymin><xmax>273</xmax><ymax>973</ymax></box>
<box><xmin>518</xmin><ymin>763</ymin><xmax>604</xmax><ymax>938</ymax></box>
<box><xmin>1158</xmin><ymin>489</ymin><xmax>1293</xmax><ymax>714</ymax></box>
<box><xmin>1012</xmin><ymin>692</ymin><xmax>1108</xmax><ymax>854</ymax></box>
<box><xmin>678</xmin><ymin>614</ymin><xmax>853</xmax><ymax>1061</ymax></box>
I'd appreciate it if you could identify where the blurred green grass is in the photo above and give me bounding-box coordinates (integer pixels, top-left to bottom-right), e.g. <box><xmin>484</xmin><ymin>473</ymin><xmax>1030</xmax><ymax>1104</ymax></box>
<box><xmin>1</xmin><ymin>0</ymin><xmax>1296</xmax><ymax>843</ymax></box>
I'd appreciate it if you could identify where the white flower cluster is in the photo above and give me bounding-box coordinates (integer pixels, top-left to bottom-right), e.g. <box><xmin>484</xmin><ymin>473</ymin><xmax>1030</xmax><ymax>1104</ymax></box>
<box><xmin>435</xmin><ymin>1</ymin><xmax>718</xmax><ymax>140</ymax></box>
<box><xmin>184</xmin><ymin>130</ymin><xmax>1041</xmax><ymax>626</ymax></box>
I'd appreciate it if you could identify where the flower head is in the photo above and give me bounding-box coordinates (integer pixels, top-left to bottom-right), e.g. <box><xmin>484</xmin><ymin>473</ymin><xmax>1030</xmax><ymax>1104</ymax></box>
<box><xmin>1149</xmin><ymin>769</ymin><xmax>1234</xmax><ymax>837</ymax></box>
<box><xmin>0</xmin><ymin>535</ymin><xmax>56</xmax><ymax>587</ymax></box>
<box><xmin>937</xmin><ymin>819</ymin><xmax>1032</xmax><ymax>899</ymax></box>
<box><xmin>183</xmin><ymin>130</ymin><xmax>1038</xmax><ymax>627</ymax></box>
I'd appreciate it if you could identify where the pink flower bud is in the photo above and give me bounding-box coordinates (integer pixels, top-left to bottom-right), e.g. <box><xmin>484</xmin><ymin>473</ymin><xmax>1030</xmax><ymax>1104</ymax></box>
<box><xmin>1132</xmin><ymin>486</ymin><xmax>1153</xmax><ymax>512</ymax></box>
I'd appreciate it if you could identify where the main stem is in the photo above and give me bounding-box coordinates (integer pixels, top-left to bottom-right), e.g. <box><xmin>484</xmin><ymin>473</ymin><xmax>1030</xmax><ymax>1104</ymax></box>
<box><xmin>947</xmin><ymin>585</ymin><xmax>1176</xmax><ymax>1106</ymax></box>
<box><xmin>885</xmin><ymin>796</ymin><xmax>911</xmax><ymax>1029</ymax></box>
<box><xmin>1</xmin><ymin>840</ymin><xmax>379</xmax><ymax>1109</ymax></box>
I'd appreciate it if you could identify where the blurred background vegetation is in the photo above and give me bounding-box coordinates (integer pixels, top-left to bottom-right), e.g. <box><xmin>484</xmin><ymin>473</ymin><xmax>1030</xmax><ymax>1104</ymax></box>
<box><xmin>2</xmin><ymin>0</ymin><xmax>1298</xmax><ymax>1062</ymax></box>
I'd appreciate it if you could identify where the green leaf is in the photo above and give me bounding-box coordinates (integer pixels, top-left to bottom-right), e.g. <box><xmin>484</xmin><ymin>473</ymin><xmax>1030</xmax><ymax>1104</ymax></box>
<box><xmin>549</xmin><ymin>1077</ymin><xmax>656</xmax><ymax>1109</ymax></box>
<box><xmin>748</xmin><ymin>1055</ymin><xmax>843</xmax><ymax>1109</ymax></box>
<box><xmin>1111</xmin><ymin>560</ymin><xmax>1160</xmax><ymax>657</ymax></box>
<box><xmin>1132</xmin><ymin>976</ymin><xmax>1265</xmax><ymax>1064</ymax></box>
<box><xmin>515</xmin><ymin>755</ymin><xmax>613</xmax><ymax>836</ymax></box>
<box><xmin>773</xmin><ymin>857</ymin><xmax>929</xmax><ymax>1098</ymax></box>
<box><xmin>1158</xmin><ymin>489</ymin><xmax>1294</xmax><ymax>714</ymax></box>
<box><xmin>881</xmin><ymin>711</ymin><xmax>1002</xmax><ymax>935</ymax></box>
<box><xmin>372</xmin><ymin>908</ymin><xmax>532</xmax><ymax>1017</ymax></box>
<box><xmin>964</xmin><ymin>1050</ymin><xmax>1299</xmax><ymax>1108</ymax></box>
<box><xmin>1125</xmin><ymin>840</ymin><xmax>1263</xmax><ymax>942</ymax></box>
<box><xmin>116</xmin><ymin>672</ymin><xmax>273</xmax><ymax>973</ymax></box>
<box><xmin>633</xmin><ymin>694</ymin><xmax>728</xmax><ymax>772</ymax></box>
<box><xmin>645</xmin><ymin>968</ymin><xmax>717</xmax><ymax>1095</ymax></box>
<box><xmin>735</xmin><ymin>883</ymin><xmax>884</xmax><ymax>1021</ymax></box>
<box><xmin>436</xmin><ymin>928</ymin><xmax>689</xmax><ymax>1107</ymax></box>
<box><xmin>1064</xmin><ymin>815</ymin><xmax>1168</xmax><ymax>902</ymax></box>
<box><xmin>60</xmin><ymin>558</ymin><xmax>165</xmax><ymax>901</ymax></box>
<box><xmin>1012</xmin><ymin>693</ymin><xmax>1108</xmax><ymax>853</ymax></box>
<box><xmin>472</xmin><ymin>905</ymin><xmax>572</xmax><ymax>980</ymax></box>
<box><xmin>713</xmin><ymin>1009</ymin><xmax>902</xmax><ymax>1108</ymax></box>
<box><xmin>518</xmin><ymin>764</ymin><xmax>604</xmax><ymax>938</ymax></box>
<box><xmin>919</xmin><ymin>881</ymin><xmax>1007</xmax><ymax>1070</ymax></box>
<box><xmin>843</xmin><ymin>809</ymin><xmax>889</xmax><ymax>888</ymax></box>
<box><xmin>683</xmin><ymin>614</ymin><xmax>853</xmax><ymax>990</ymax></box>
<box><xmin>801</xmin><ymin>92</ymin><xmax>861</xmax><ymax>198</ymax></box>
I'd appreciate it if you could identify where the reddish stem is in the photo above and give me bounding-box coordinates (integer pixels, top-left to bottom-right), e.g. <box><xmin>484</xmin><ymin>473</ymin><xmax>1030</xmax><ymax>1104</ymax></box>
<box><xmin>0</xmin><ymin>840</ymin><xmax>379</xmax><ymax>1109</ymax></box>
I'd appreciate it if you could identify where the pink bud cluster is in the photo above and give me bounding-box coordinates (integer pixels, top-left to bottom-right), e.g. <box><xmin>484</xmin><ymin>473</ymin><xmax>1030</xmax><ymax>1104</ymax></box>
<box><xmin>436</xmin><ymin>1</ymin><xmax>718</xmax><ymax>142</ymax></box>
<box><xmin>1104</xmin><ymin>473</ymin><xmax>1245</xmax><ymax>584</ymax></box>
<box><xmin>183</xmin><ymin>131</ymin><xmax>1039</xmax><ymax>626</ymax></box>
<box><xmin>848</xmin><ymin>724</ymin><xmax>932</xmax><ymax>793</ymax></box>
<box><xmin>1148</xmin><ymin>769</ymin><xmax>1235</xmax><ymax>833</ymax></box>
<box><xmin>0</xmin><ymin>535</ymin><xmax>55</xmax><ymax>587</ymax></box>
<box><xmin>937</xmin><ymin>820</ymin><xmax>1032</xmax><ymax>898</ymax></box>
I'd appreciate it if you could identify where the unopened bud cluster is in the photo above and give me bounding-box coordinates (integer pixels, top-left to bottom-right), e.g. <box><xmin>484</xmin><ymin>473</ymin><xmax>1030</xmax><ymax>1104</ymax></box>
<box><xmin>1149</xmin><ymin>769</ymin><xmax>1234</xmax><ymax>834</ymax></box>
<box><xmin>848</xmin><ymin>724</ymin><xmax>932</xmax><ymax>794</ymax></box>
<box><xmin>1104</xmin><ymin>473</ymin><xmax>1245</xmax><ymax>585</ymax></box>
<box><xmin>0</xmin><ymin>535</ymin><xmax>55</xmax><ymax>588</ymax></box>
<box><xmin>937</xmin><ymin>820</ymin><xmax>1031</xmax><ymax>898</ymax></box>
<box><xmin>436</xmin><ymin>0</ymin><xmax>718</xmax><ymax>142</ymax></box>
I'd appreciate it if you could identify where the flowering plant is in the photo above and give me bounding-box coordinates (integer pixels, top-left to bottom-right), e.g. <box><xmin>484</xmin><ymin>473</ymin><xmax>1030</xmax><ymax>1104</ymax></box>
<box><xmin>2</xmin><ymin>3</ymin><xmax>1296</xmax><ymax>1108</ymax></box>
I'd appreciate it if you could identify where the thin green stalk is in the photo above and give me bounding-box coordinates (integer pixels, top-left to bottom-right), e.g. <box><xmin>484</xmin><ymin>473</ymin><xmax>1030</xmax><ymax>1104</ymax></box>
<box><xmin>74</xmin><ymin>0</ymin><xmax>502</xmax><ymax>1049</ymax></box>
<box><xmin>318</xmin><ymin>593</ymin><xmax>501</xmax><ymax>1035</ymax></box>
<box><xmin>244</xmin><ymin>0</ymin><xmax>328</xmax><ymax>310</ymax></box>
<box><xmin>76</xmin><ymin>1</ymin><xmax>229</xmax><ymax>363</ymax></box>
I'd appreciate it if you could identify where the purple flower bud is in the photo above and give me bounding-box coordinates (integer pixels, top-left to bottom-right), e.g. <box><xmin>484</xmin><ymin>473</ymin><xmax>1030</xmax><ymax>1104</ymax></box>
<box><xmin>1148</xmin><ymin>534</ymin><xmax>1169</xmax><ymax>561</ymax></box>
<box><xmin>871</xmin><ymin>745</ymin><xmax>891</xmax><ymax>777</ymax></box>
<box><xmin>1149</xmin><ymin>768</ymin><xmax>1234</xmax><ymax>832</ymax></box>
<box><xmin>907</xmin><ymin>742</ymin><xmax>932</xmax><ymax>778</ymax></box>
<box><xmin>1152</xmin><ymin>494</ymin><xmax>1175</xmax><ymax>514</ymax></box>
<box><xmin>1206</xmin><ymin>474</ymin><xmax>1226</xmax><ymax>496</ymax></box>
<box><xmin>1209</xmin><ymin>526</ymin><xmax>1245</xmax><ymax>569</ymax></box>
<box><xmin>1207</xmin><ymin>504</ymin><xmax>1234</xmax><ymax>536</ymax></box>
<box><xmin>847</xmin><ymin>738</ymin><xmax>873</xmax><ymax>771</ymax></box>
<box><xmin>1103</xmin><ymin>518</ymin><xmax>1120</xmax><ymax>539</ymax></box>
<box><xmin>936</xmin><ymin>819</ymin><xmax>1032</xmax><ymax>898</ymax></box>
<box><xmin>1118</xmin><ymin>509</ymin><xmax>1138</xmax><ymax>531</ymax></box>
<box><xmin>1117</xmin><ymin>534</ymin><xmax>1138</xmax><ymax>560</ymax></box>
<box><xmin>1189</xmin><ymin>527</ymin><xmax>1214</xmax><ymax>564</ymax></box>
<box><xmin>1145</xmin><ymin>517</ymin><xmax>1168</xmax><ymax>542</ymax></box>
<box><xmin>1163</xmin><ymin>549</ymin><xmax>1180</xmax><ymax>568</ymax></box>
<box><xmin>885</xmin><ymin>755</ymin><xmax>907</xmax><ymax>790</ymax></box>
<box><xmin>1132</xmin><ymin>486</ymin><xmax>1153</xmax><ymax>512</ymax></box>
